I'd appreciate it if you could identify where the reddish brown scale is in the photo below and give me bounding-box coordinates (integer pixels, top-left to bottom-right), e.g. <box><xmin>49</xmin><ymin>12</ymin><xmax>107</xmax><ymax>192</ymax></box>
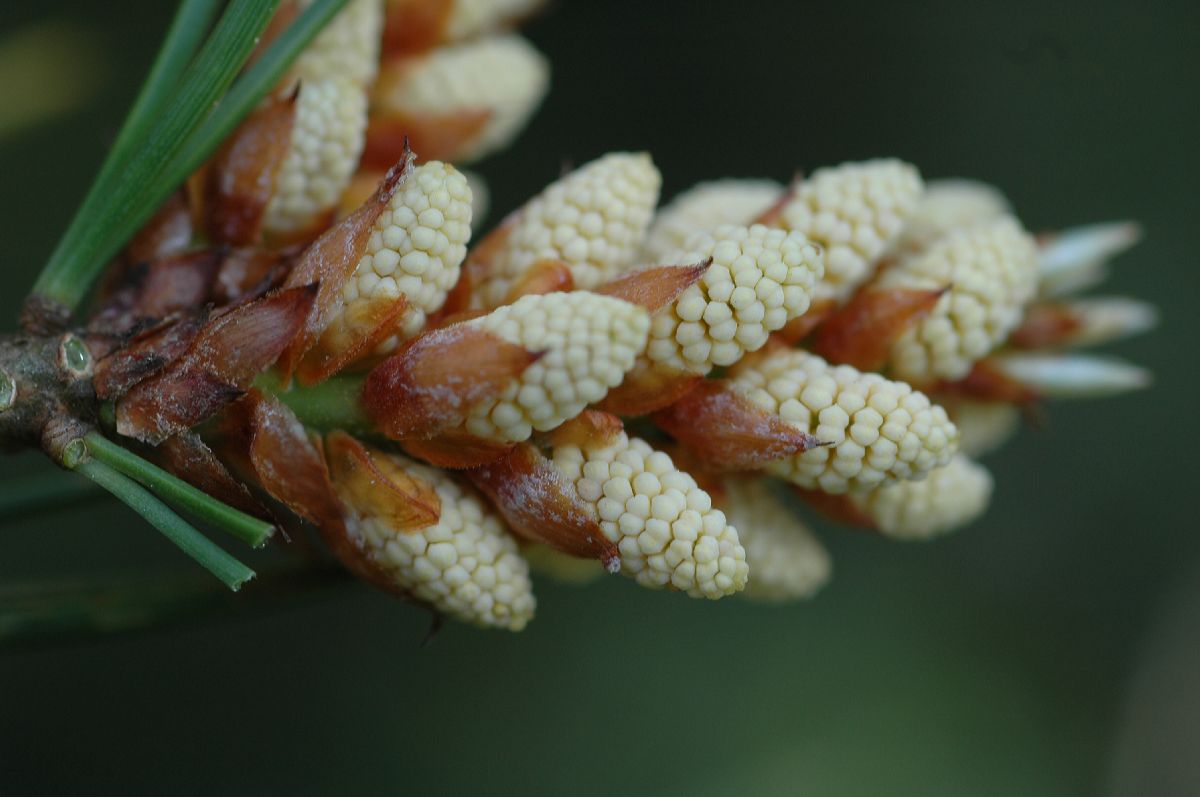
<box><xmin>212</xmin><ymin>247</ymin><xmax>296</xmax><ymax>304</ymax></box>
<box><xmin>381</xmin><ymin>0</ymin><xmax>454</xmax><ymax>56</ymax></box>
<box><xmin>153</xmin><ymin>431</ymin><xmax>270</xmax><ymax>521</ymax></box>
<box><xmin>93</xmin><ymin>311</ymin><xmax>208</xmax><ymax>400</ymax></box>
<box><xmin>362</xmin><ymin>323</ymin><xmax>542</xmax><ymax>440</ymax></box>
<box><xmin>325</xmin><ymin>431</ymin><xmax>441</xmax><ymax>531</ymax></box>
<box><xmin>502</xmin><ymin>259</ymin><xmax>575</xmax><ymax>303</ymax></box>
<box><xmin>90</xmin><ymin>250</ymin><xmax>223</xmax><ymax>337</ymax></box>
<box><xmin>1009</xmin><ymin>303</ymin><xmax>1084</xmax><ymax>349</ymax></box>
<box><xmin>467</xmin><ymin>441</ymin><xmax>621</xmax><ymax>572</ymax></box>
<box><xmin>278</xmin><ymin>153</ymin><xmax>413</xmax><ymax>381</ymax></box>
<box><xmin>937</xmin><ymin>358</ymin><xmax>1040</xmax><ymax>404</ymax></box>
<box><xmin>116</xmin><ymin>284</ymin><xmax>317</xmax><ymax>443</ymax></box>
<box><xmin>546</xmin><ymin>409</ymin><xmax>624</xmax><ymax>450</ymax></box>
<box><xmin>652</xmin><ymin>379</ymin><xmax>824</xmax><ymax>470</ymax></box>
<box><xmin>771</xmin><ymin>298</ymin><xmax>836</xmax><ymax>345</ymax></box>
<box><xmin>204</xmin><ymin>89</ymin><xmax>298</xmax><ymax>246</ymax></box>
<box><xmin>789</xmin><ymin>486</ymin><xmax>878</xmax><ymax>530</ymax></box>
<box><xmin>125</xmin><ymin>189</ymin><xmax>193</xmax><ymax>265</ymax></box>
<box><xmin>401</xmin><ymin>430</ymin><xmax>517</xmax><ymax>469</ymax></box>
<box><xmin>220</xmin><ymin>389</ymin><xmax>345</xmax><ymax>534</ymax></box>
<box><xmin>812</xmin><ymin>286</ymin><xmax>947</xmax><ymax>370</ymax></box>
<box><xmin>439</xmin><ymin>208</ymin><xmax>518</xmax><ymax>315</ymax></box>
<box><xmin>595</xmin><ymin>258</ymin><xmax>712</xmax><ymax>312</ymax></box>
<box><xmin>362</xmin><ymin>107</ymin><xmax>492</xmax><ymax>170</ymax></box>
<box><xmin>597</xmin><ymin>365</ymin><xmax>702</xmax><ymax>416</ymax></box>
<box><xmin>298</xmin><ymin>295</ymin><xmax>411</xmax><ymax>384</ymax></box>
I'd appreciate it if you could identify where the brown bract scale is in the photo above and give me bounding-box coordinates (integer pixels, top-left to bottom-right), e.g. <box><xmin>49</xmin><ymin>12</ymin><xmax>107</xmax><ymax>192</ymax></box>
<box><xmin>938</xmin><ymin>358</ymin><xmax>1040</xmax><ymax>404</ymax></box>
<box><xmin>771</xmin><ymin>298</ymin><xmax>836</xmax><ymax>345</ymax></box>
<box><xmin>653</xmin><ymin>379</ymin><xmax>824</xmax><ymax>471</ymax></box>
<box><xmin>364</xmin><ymin>105</ymin><xmax>492</xmax><ymax>170</ymax></box>
<box><xmin>467</xmin><ymin>440</ymin><xmax>620</xmax><ymax>571</ymax></box>
<box><xmin>589</xmin><ymin>260</ymin><xmax>713</xmax><ymax>416</ymax></box>
<box><xmin>92</xmin><ymin>312</ymin><xmax>209</xmax><ymax>400</ymax></box>
<box><xmin>116</xmin><ymin>285</ymin><xmax>317</xmax><ymax>443</ymax></box>
<box><xmin>153</xmin><ymin>430</ymin><xmax>270</xmax><ymax>521</ymax></box>
<box><xmin>212</xmin><ymin>247</ymin><xmax>298</xmax><ymax>305</ymax></box>
<box><xmin>400</xmin><ymin>428</ymin><xmax>518</xmax><ymax>469</ymax></box>
<box><xmin>1008</xmin><ymin>303</ymin><xmax>1084</xmax><ymax>349</ymax></box>
<box><xmin>595</xmin><ymin>260</ymin><xmax>713</xmax><ymax>313</ymax></box>
<box><xmin>325</xmin><ymin>430</ymin><xmax>441</xmax><ymax>531</ymax></box>
<box><xmin>203</xmin><ymin>89</ymin><xmax>298</xmax><ymax>246</ymax></box>
<box><xmin>439</xmin><ymin>207</ymin><xmax>518</xmax><ymax>316</ymax></box>
<box><xmin>219</xmin><ymin>389</ymin><xmax>346</xmax><ymax>535</ymax></box>
<box><xmin>382</xmin><ymin>0</ymin><xmax>454</xmax><ymax>56</ymax></box>
<box><xmin>90</xmin><ymin>250</ymin><xmax>223</xmax><ymax>338</ymax></box>
<box><xmin>812</xmin><ymin>286</ymin><xmax>947</xmax><ymax>370</ymax></box>
<box><xmin>278</xmin><ymin>152</ymin><xmax>413</xmax><ymax>382</ymax></box>
<box><xmin>501</xmin><ymin>259</ymin><xmax>574</xmax><ymax>303</ymax></box>
<box><xmin>598</xmin><ymin>364</ymin><xmax>702</xmax><ymax>417</ymax></box>
<box><xmin>363</xmin><ymin>323</ymin><xmax>542</xmax><ymax>442</ymax></box>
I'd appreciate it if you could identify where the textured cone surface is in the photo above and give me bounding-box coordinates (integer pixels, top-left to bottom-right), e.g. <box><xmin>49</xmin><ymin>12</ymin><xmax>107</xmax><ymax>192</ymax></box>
<box><xmin>323</xmin><ymin>160</ymin><xmax>473</xmax><ymax>359</ymax></box>
<box><xmin>645</xmin><ymin>223</ymin><xmax>824</xmax><ymax>375</ymax></box>
<box><xmin>338</xmin><ymin>449</ymin><xmax>536</xmax><ymax>630</ymax></box>
<box><xmin>780</xmin><ymin>158</ymin><xmax>923</xmax><ymax>303</ymax></box>
<box><xmin>549</xmin><ymin>430</ymin><xmax>749</xmax><ymax>598</ymax></box>
<box><xmin>291</xmin><ymin>0</ymin><xmax>384</xmax><ymax>87</ymax></box>
<box><xmin>891</xmin><ymin>178</ymin><xmax>1009</xmax><ymax>256</ymax></box>
<box><xmin>721</xmin><ymin>478</ymin><xmax>830</xmax><ymax>602</ymax></box>
<box><xmin>876</xmin><ymin>216</ymin><xmax>1039</xmax><ymax>383</ymax></box>
<box><xmin>373</xmin><ymin>34</ymin><xmax>548</xmax><ymax>164</ymax></box>
<box><xmin>643</xmin><ymin>178</ymin><xmax>783</xmax><ymax>262</ymax></box>
<box><xmin>729</xmin><ymin>348</ymin><xmax>958</xmax><ymax>493</ymax></box>
<box><xmin>850</xmin><ymin>454</ymin><xmax>993</xmax><ymax>540</ymax></box>
<box><xmin>460</xmin><ymin>291</ymin><xmax>651</xmax><ymax>442</ymax></box>
<box><xmin>470</xmin><ymin>152</ymin><xmax>661</xmax><ymax>308</ymax></box>
<box><xmin>264</xmin><ymin>78</ymin><xmax>369</xmax><ymax>238</ymax></box>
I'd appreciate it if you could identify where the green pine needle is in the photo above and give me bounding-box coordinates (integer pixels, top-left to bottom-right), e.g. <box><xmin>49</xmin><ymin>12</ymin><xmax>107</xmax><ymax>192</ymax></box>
<box><xmin>73</xmin><ymin>457</ymin><xmax>255</xmax><ymax>592</ymax></box>
<box><xmin>85</xmin><ymin>432</ymin><xmax>276</xmax><ymax>549</ymax></box>
<box><xmin>32</xmin><ymin>0</ymin><xmax>350</xmax><ymax>314</ymax></box>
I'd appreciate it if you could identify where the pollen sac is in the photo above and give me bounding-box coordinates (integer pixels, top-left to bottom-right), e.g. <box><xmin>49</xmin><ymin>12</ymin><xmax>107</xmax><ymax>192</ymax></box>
<box><xmin>936</xmin><ymin>396</ymin><xmax>1020</xmax><ymax>458</ymax></box>
<box><xmin>461</xmin><ymin>291</ymin><xmax>651</xmax><ymax>443</ymax></box>
<box><xmin>320</xmin><ymin>160</ymin><xmax>473</xmax><ymax>362</ymax></box>
<box><xmin>1036</xmin><ymin>220</ymin><xmax>1141</xmax><ymax>298</ymax></box>
<box><xmin>988</xmin><ymin>352</ymin><xmax>1152</xmax><ymax>399</ymax></box>
<box><xmin>469</xmin><ymin>152</ymin><xmax>662</xmax><ymax>309</ymax></box>
<box><xmin>643</xmin><ymin>178</ymin><xmax>784</xmax><ymax>262</ymax></box>
<box><xmin>263</xmin><ymin>78</ymin><xmax>369</xmax><ymax>240</ymax></box>
<box><xmin>875</xmin><ymin>216</ymin><xmax>1039</xmax><ymax>384</ymax></box>
<box><xmin>779</xmin><ymin>158</ymin><xmax>923</xmax><ymax>303</ymax></box>
<box><xmin>290</xmin><ymin>0</ymin><xmax>384</xmax><ymax>87</ymax></box>
<box><xmin>645</xmin><ymin>224</ymin><xmax>824</xmax><ymax>375</ymax></box>
<box><xmin>890</xmin><ymin>178</ymin><xmax>1010</xmax><ymax>256</ymax></box>
<box><xmin>729</xmin><ymin>348</ymin><xmax>958</xmax><ymax>493</ymax></box>
<box><xmin>848</xmin><ymin>454</ymin><xmax>993</xmax><ymax>541</ymax></box>
<box><xmin>370</xmin><ymin>35</ymin><xmax>549</xmax><ymax>165</ymax></box>
<box><xmin>1011</xmin><ymin>297</ymin><xmax>1158</xmax><ymax>350</ymax></box>
<box><xmin>720</xmin><ymin>478</ymin><xmax>830</xmax><ymax>603</ymax></box>
<box><xmin>335</xmin><ymin>446</ymin><xmax>537</xmax><ymax>630</ymax></box>
<box><xmin>384</xmin><ymin>0</ymin><xmax>547</xmax><ymax>55</ymax></box>
<box><xmin>548</xmin><ymin>427</ymin><xmax>749</xmax><ymax>598</ymax></box>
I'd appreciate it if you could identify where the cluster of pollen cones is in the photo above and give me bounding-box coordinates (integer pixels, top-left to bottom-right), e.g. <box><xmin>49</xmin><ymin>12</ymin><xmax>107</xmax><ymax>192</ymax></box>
<box><xmin>81</xmin><ymin>0</ymin><xmax>1155</xmax><ymax>630</ymax></box>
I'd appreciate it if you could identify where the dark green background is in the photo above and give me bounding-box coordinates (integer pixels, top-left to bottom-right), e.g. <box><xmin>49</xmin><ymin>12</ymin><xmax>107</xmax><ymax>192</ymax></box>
<box><xmin>1</xmin><ymin>1</ymin><xmax>1197</xmax><ymax>794</ymax></box>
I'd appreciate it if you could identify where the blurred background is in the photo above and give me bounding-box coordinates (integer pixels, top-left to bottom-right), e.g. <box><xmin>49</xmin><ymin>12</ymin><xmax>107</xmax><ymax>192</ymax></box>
<box><xmin>1</xmin><ymin>1</ymin><xmax>1196</xmax><ymax>794</ymax></box>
